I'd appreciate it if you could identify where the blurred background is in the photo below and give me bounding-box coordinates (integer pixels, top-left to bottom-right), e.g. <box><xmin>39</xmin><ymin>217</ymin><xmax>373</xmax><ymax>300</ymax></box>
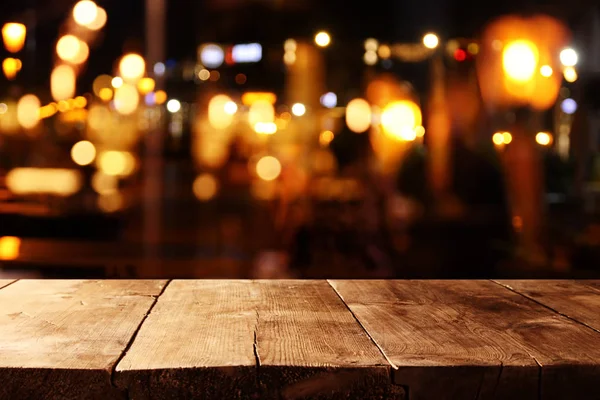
<box><xmin>1</xmin><ymin>0</ymin><xmax>600</xmax><ymax>279</ymax></box>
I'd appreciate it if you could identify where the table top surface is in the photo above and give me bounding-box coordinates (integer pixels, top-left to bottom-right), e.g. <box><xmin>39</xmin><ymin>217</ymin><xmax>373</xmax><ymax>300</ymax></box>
<box><xmin>1</xmin><ymin>279</ymin><xmax>599</xmax><ymax>400</ymax></box>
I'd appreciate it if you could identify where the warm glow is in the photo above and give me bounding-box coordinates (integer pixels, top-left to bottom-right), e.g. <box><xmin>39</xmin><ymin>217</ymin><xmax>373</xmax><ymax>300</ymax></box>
<box><xmin>193</xmin><ymin>173</ymin><xmax>219</xmax><ymax>201</ymax></box>
<box><xmin>71</xmin><ymin>140</ymin><xmax>96</xmax><ymax>166</ymax></box>
<box><xmin>93</xmin><ymin>74</ymin><xmax>112</xmax><ymax>96</ymax></box>
<box><xmin>256</xmin><ymin>156</ymin><xmax>282</xmax><ymax>181</ymax></box>
<box><xmin>51</xmin><ymin>65</ymin><xmax>76</xmax><ymax>101</ymax></box>
<box><xmin>0</xmin><ymin>236</ymin><xmax>20</xmax><ymax>260</ymax></box>
<box><xmin>254</xmin><ymin>122</ymin><xmax>277</xmax><ymax>134</ymax></box>
<box><xmin>536</xmin><ymin>131</ymin><xmax>552</xmax><ymax>146</ymax></box>
<box><xmin>113</xmin><ymin>83</ymin><xmax>139</xmax><ymax>115</ymax></box>
<box><xmin>2</xmin><ymin>23</ymin><xmax>26</xmax><ymax>53</ymax></box>
<box><xmin>224</xmin><ymin>101</ymin><xmax>237</xmax><ymax>115</ymax></box>
<box><xmin>98</xmin><ymin>87</ymin><xmax>113</xmax><ymax>102</ymax></box>
<box><xmin>314</xmin><ymin>31</ymin><xmax>331</xmax><ymax>47</ymax></box>
<box><xmin>119</xmin><ymin>53</ymin><xmax>145</xmax><ymax>83</ymax></box>
<box><xmin>137</xmin><ymin>77</ymin><xmax>155</xmax><ymax>95</ymax></box>
<box><xmin>249</xmin><ymin>100</ymin><xmax>275</xmax><ymax>126</ymax></box>
<box><xmin>97</xmin><ymin>151</ymin><xmax>136</xmax><ymax>176</ymax></box>
<box><xmin>378</xmin><ymin>45</ymin><xmax>391</xmax><ymax>59</ymax></box>
<box><xmin>166</xmin><ymin>99</ymin><xmax>181</xmax><ymax>113</ymax></box>
<box><xmin>492</xmin><ymin>132</ymin><xmax>505</xmax><ymax>146</ymax></box>
<box><xmin>56</xmin><ymin>35</ymin><xmax>88</xmax><ymax>64</ymax></box>
<box><xmin>73</xmin><ymin>1</ymin><xmax>98</xmax><ymax>27</ymax></box>
<box><xmin>16</xmin><ymin>94</ymin><xmax>40</xmax><ymax>129</ymax></box>
<box><xmin>208</xmin><ymin>95</ymin><xmax>235</xmax><ymax>129</ymax></box>
<box><xmin>380</xmin><ymin>100</ymin><xmax>422</xmax><ymax>141</ymax></box>
<box><xmin>559</xmin><ymin>48</ymin><xmax>578</xmax><ymax>67</ymax></box>
<box><xmin>74</xmin><ymin>96</ymin><xmax>87</xmax><ymax>108</ymax></box>
<box><xmin>2</xmin><ymin>58</ymin><xmax>21</xmax><ymax>80</ymax></box>
<box><xmin>111</xmin><ymin>76</ymin><xmax>123</xmax><ymax>88</ymax></box>
<box><xmin>502</xmin><ymin>131</ymin><xmax>512</xmax><ymax>144</ymax></box>
<box><xmin>423</xmin><ymin>33</ymin><xmax>439</xmax><ymax>49</ymax></box>
<box><xmin>241</xmin><ymin>92</ymin><xmax>276</xmax><ymax>106</ymax></box>
<box><xmin>291</xmin><ymin>103</ymin><xmax>306</xmax><ymax>116</ymax></box>
<box><xmin>415</xmin><ymin>126</ymin><xmax>425</xmax><ymax>137</ymax></box>
<box><xmin>346</xmin><ymin>98</ymin><xmax>372</xmax><ymax>133</ymax></box>
<box><xmin>540</xmin><ymin>65</ymin><xmax>553</xmax><ymax>77</ymax></box>
<box><xmin>564</xmin><ymin>67</ymin><xmax>577</xmax><ymax>83</ymax></box>
<box><xmin>154</xmin><ymin>90</ymin><xmax>167</xmax><ymax>105</ymax></box>
<box><xmin>6</xmin><ymin>168</ymin><xmax>82</xmax><ymax>196</ymax></box>
<box><xmin>502</xmin><ymin>40</ymin><xmax>538</xmax><ymax>83</ymax></box>
<box><xmin>319</xmin><ymin>130</ymin><xmax>334</xmax><ymax>146</ymax></box>
<box><xmin>91</xmin><ymin>172</ymin><xmax>117</xmax><ymax>195</ymax></box>
<box><xmin>363</xmin><ymin>51</ymin><xmax>378</xmax><ymax>65</ymax></box>
<box><xmin>87</xmin><ymin>7</ymin><xmax>107</xmax><ymax>31</ymax></box>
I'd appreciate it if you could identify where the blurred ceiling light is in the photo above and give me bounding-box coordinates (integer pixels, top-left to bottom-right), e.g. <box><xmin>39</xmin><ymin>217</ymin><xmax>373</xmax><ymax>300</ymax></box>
<box><xmin>73</xmin><ymin>1</ymin><xmax>98</xmax><ymax>26</ymax></box>
<box><xmin>231</xmin><ymin>43</ymin><xmax>262</xmax><ymax>63</ymax></box>
<box><xmin>2</xmin><ymin>23</ymin><xmax>26</xmax><ymax>53</ymax></box>
<box><xmin>364</xmin><ymin>38</ymin><xmax>378</xmax><ymax>51</ymax></box>
<box><xmin>119</xmin><ymin>53</ymin><xmax>145</xmax><ymax>82</ymax></box>
<box><xmin>200</xmin><ymin>44</ymin><xmax>224</xmax><ymax>68</ymax></box>
<box><xmin>535</xmin><ymin>131</ymin><xmax>552</xmax><ymax>146</ymax></box>
<box><xmin>2</xmin><ymin>58</ymin><xmax>21</xmax><ymax>80</ymax></box>
<box><xmin>291</xmin><ymin>103</ymin><xmax>306</xmax><ymax>116</ymax></box>
<box><xmin>111</xmin><ymin>76</ymin><xmax>123</xmax><ymax>88</ymax></box>
<box><xmin>166</xmin><ymin>99</ymin><xmax>181</xmax><ymax>113</ymax></box>
<box><xmin>208</xmin><ymin>95</ymin><xmax>234</xmax><ymax>129</ymax></box>
<box><xmin>193</xmin><ymin>173</ymin><xmax>219</xmax><ymax>201</ymax></box>
<box><xmin>380</xmin><ymin>100</ymin><xmax>422</xmax><ymax>141</ymax></box>
<box><xmin>154</xmin><ymin>90</ymin><xmax>167</xmax><ymax>105</ymax></box>
<box><xmin>254</xmin><ymin>122</ymin><xmax>277</xmax><ymax>134</ymax></box>
<box><xmin>71</xmin><ymin>140</ymin><xmax>96</xmax><ymax>166</ymax></box>
<box><xmin>153</xmin><ymin>62</ymin><xmax>166</xmax><ymax>76</ymax></box>
<box><xmin>502</xmin><ymin>40</ymin><xmax>538</xmax><ymax>83</ymax></box>
<box><xmin>17</xmin><ymin>94</ymin><xmax>40</xmax><ymax>129</ymax></box>
<box><xmin>6</xmin><ymin>168</ymin><xmax>82</xmax><ymax>196</ymax></box>
<box><xmin>137</xmin><ymin>77</ymin><xmax>155</xmax><ymax>95</ymax></box>
<box><xmin>559</xmin><ymin>48</ymin><xmax>578</xmax><ymax>67</ymax></box>
<box><xmin>50</xmin><ymin>64</ymin><xmax>76</xmax><ymax>101</ymax></box>
<box><xmin>422</xmin><ymin>33</ymin><xmax>439</xmax><ymax>49</ymax></box>
<box><xmin>315</xmin><ymin>31</ymin><xmax>331</xmax><ymax>47</ymax></box>
<box><xmin>320</xmin><ymin>92</ymin><xmax>337</xmax><ymax>108</ymax></box>
<box><xmin>242</xmin><ymin>92</ymin><xmax>276</xmax><ymax>106</ymax></box>
<box><xmin>256</xmin><ymin>156</ymin><xmax>282</xmax><ymax>181</ymax></box>
<box><xmin>346</xmin><ymin>98</ymin><xmax>371</xmax><ymax>133</ymax></box>
<box><xmin>363</xmin><ymin>50</ymin><xmax>378</xmax><ymax>65</ymax></box>
<box><xmin>113</xmin><ymin>83</ymin><xmax>139</xmax><ymax>115</ymax></box>
<box><xmin>86</xmin><ymin>6</ymin><xmax>107</xmax><ymax>30</ymax></box>
<box><xmin>284</xmin><ymin>39</ymin><xmax>297</xmax><ymax>52</ymax></box>
<box><xmin>0</xmin><ymin>236</ymin><xmax>20</xmax><ymax>260</ymax></box>
<box><xmin>563</xmin><ymin>67</ymin><xmax>577</xmax><ymax>83</ymax></box>
<box><xmin>540</xmin><ymin>65</ymin><xmax>553</xmax><ymax>77</ymax></box>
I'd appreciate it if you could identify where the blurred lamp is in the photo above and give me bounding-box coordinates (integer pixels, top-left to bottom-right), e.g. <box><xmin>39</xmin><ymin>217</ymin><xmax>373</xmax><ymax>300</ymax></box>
<box><xmin>51</xmin><ymin>65</ymin><xmax>76</xmax><ymax>101</ymax></box>
<box><xmin>166</xmin><ymin>99</ymin><xmax>181</xmax><ymax>113</ymax></box>
<box><xmin>256</xmin><ymin>156</ymin><xmax>282</xmax><ymax>181</ymax></box>
<box><xmin>315</xmin><ymin>31</ymin><xmax>331</xmax><ymax>47</ymax></box>
<box><xmin>2</xmin><ymin>58</ymin><xmax>21</xmax><ymax>80</ymax></box>
<box><xmin>16</xmin><ymin>94</ymin><xmax>40</xmax><ymax>129</ymax></box>
<box><xmin>73</xmin><ymin>1</ymin><xmax>98</xmax><ymax>27</ymax></box>
<box><xmin>291</xmin><ymin>103</ymin><xmax>306</xmax><ymax>116</ymax></box>
<box><xmin>86</xmin><ymin>7</ymin><xmax>107</xmax><ymax>31</ymax></box>
<box><xmin>137</xmin><ymin>77</ymin><xmax>155</xmax><ymax>95</ymax></box>
<box><xmin>200</xmin><ymin>44</ymin><xmax>224</xmax><ymax>68</ymax></box>
<box><xmin>346</xmin><ymin>98</ymin><xmax>372</xmax><ymax>133</ymax></box>
<box><xmin>208</xmin><ymin>95</ymin><xmax>234</xmax><ymax>129</ymax></box>
<box><xmin>563</xmin><ymin>67</ymin><xmax>577</xmax><ymax>83</ymax></box>
<box><xmin>502</xmin><ymin>40</ymin><xmax>538</xmax><ymax>83</ymax></box>
<box><xmin>119</xmin><ymin>53</ymin><xmax>145</xmax><ymax>83</ymax></box>
<box><xmin>535</xmin><ymin>132</ymin><xmax>552</xmax><ymax>146</ymax></box>
<box><xmin>380</xmin><ymin>100</ymin><xmax>422</xmax><ymax>141</ymax></box>
<box><xmin>113</xmin><ymin>83</ymin><xmax>139</xmax><ymax>115</ymax></box>
<box><xmin>71</xmin><ymin>140</ymin><xmax>96</xmax><ymax>166</ymax></box>
<box><xmin>561</xmin><ymin>98</ymin><xmax>577</xmax><ymax>114</ymax></box>
<box><xmin>559</xmin><ymin>48</ymin><xmax>577</xmax><ymax>67</ymax></box>
<box><xmin>2</xmin><ymin>23</ymin><xmax>26</xmax><ymax>53</ymax></box>
<box><xmin>423</xmin><ymin>33</ymin><xmax>439</xmax><ymax>49</ymax></box>
<box><xmin>320</xmin><ymin>92</ymin><xmax>337</xmax><ymax>108</ymax></box>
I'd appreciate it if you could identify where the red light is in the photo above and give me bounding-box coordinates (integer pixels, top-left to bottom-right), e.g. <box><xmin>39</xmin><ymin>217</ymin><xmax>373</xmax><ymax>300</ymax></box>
<box><xmin>454</xmin><ymin>49</ymin><xmax>467</xmax><ymax>61</ymax></box>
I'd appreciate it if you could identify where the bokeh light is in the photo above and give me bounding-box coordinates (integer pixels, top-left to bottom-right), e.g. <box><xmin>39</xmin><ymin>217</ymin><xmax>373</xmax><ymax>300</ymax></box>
<box><xmin>502</xmin><ymin>40</ymin><xmax>538</xmax><ymax>83</ymax></box>
<box><xmin>71</xmin><ymin>140</ymin><xmax>96</xmax><ymax>166</ymax></box>
<box><xmin>73</xmin><ymin>1</ymin><xmax>98</xmax><ymax>26</ymax></box>
<box><xmin>208</xmin><ymin>95</ymin><xmax>235</xmax><ymax>129</ymax></box>
<box><xmin>166</xmin><ymin>99</ymin><xmax>181</xmax><ymax>113</ymax></box>
<box><xmin>2</xmin><ymin>23</ymin><xmax>26</xmax><ymax>53</ymax></box>
<box><xmin>423</xmin><ymin>33</ymin><xmax>439</xmax><ymax>49</ymax></box>
<box><xmin>563</xmin><ymin>67</ymin><xmax>577</xmax><ymax>83</ymax></box>
<box><xmin>559</xmin><ymin>48</ymin><xmax>578</xmax><ymax>67</ymax></box>
<box><xmin>535</xmin><ymin>132</ymin><xmax>552</xmax><ymax>146</ymax></box>
<box><xmin>16</xmin><ymin>94</ymin><xmax>40</xmax><ymax>129</ymax></box>
<box><xmin>119</xmin><ymin>53</ymin><xmax>146</xmax><ymax>82</ymax></box>
<box><xmin>87</xmin><ymin>7</ymin><xmax>107</xmax><ymax>30</ymax></box>
<box><xmin>540</xmin><ymin>65</ymin><xmax>553</xmax><ymax>77</ymax></box>
<box><xmin>256</xmin><ymin>156</ymin><xmax>282</xmax><ymax>181</ymax></box>
<box><xmin>193</xmin><ymin>173</ymin><xmax>219</xmax><ymax>201</ymax></box>
<box><xmin>51</xmin><ymin>65</ymin><xmax>76</xmax><ymax>101</ymax></box>
<box><xmin>113</xmin><ymin>83</ymin><xmax>139</xmax><ymax>115</ymax></box>
<box><xmin>0</xmin><ymin>236</ymin><xmax>20</xmax><ymax>260</ymax></box>
<box><xmin>314</xmin><ymin>31</ymin><xmax>331</xmax><ymax>47</ymax></box>
<box><xmin>291</xmin><ymin>103</ymin><xmax>306</xmax><ymax>116</ymax></box>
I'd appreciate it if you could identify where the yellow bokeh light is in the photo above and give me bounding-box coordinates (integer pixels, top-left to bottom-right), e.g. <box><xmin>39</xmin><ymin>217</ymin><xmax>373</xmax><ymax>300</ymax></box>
<box><xmin>415</xmin><ymin>126</ymin><xmax>425</xmax><ymax>137</ymax></box>
<box><xmin>467</xmin><ymin>43</ymin><xmax>479</xmax><ymax>55</ymax></box>
<box><xmin>224</xmin><ymin>101</ymin><xmax>237</xmax><ymax>115</ymax></box>
<box><xmin>540</xmin><ymin>65</ymin><xmax>553</xmax><ymax>77</ymax></box>
<box><xmin>198</xmin><ymin>68</ymin><xmax>210</xmax><ymax>80</ymax></box>
<box><xmin>97</xmin><ymin>151</ymin><xmax>136</xmax><ymax>176</ymax></box>
<box><xmin>97</xmin><ymin>192</ymin><xmax>123</xmax><ymax>213</ymax></box>
<box><xmin>364</xmin><ymin>38</ymin><xmax>378</xmax><ymax>51</ymax></box>
<box><xmin>291</xmin><ymin>103</ymin><xmax>306</xmax><ymax>116</ymax></box>
<box><xmin>380</xmin><ymin>100</ymin><xmax>422</xmax><ymax>141</ymax></box>
<box><xmin>91</xmin><ymin>172</ymin><xmax>117</xmax><ymax>195</ymax></box>
<box><xmin>57</xmin><ymin>100</ymin><xmax>70</xmax><ymax>113</ymax></box>
<box><xmin>74</xmin><ymin>96</ymin><xmax>87</xmax><ymax>108</ymax></box>
<box><xmin>71</xmin><ymin>140</ymin><xmax>96</xmax><ymax>166</ymax></box>
<box><xmin>284</xmin><ymin>39</ymin><xmax>297</xmax><ymax>52</ymax></box>
<box><xmin>87</xmin><ymin>6</ymin><xmax>107</xmax><ymax>31</ymax></box>
<box><xmin>16</xmin><ymin>94</ymin><xmax>40</xmax><ymax>129</ymax></box>
<box><xmin>2</xmin><ymin>23</ymin><xmax>26</xmax><ymax>53</ymax></box>
<box><xmin>536</xmin><ymin>131</ymin><xmax>552</xmax><ymax>146</ymax></box>
<box><xmin>111</xmin><ymin>76</ymin><xmax>123</xmax><ymax>88</ymax></box>
<box><xmin>2</xmin><ymin>58</ymin><xmax>21</xmax><ymax>80</ymax></box>
<box><xmin>256</xmin><ymin>156</ymin><xmax>282</xmax><ymax>181</ymax></box>
<box><xmin>93</xmin><ymin>74</ymin><xmax>112</xmax><ymax>96</ymax></box>
<box><xmin>319</xmin><ymin>130</ymin><xmax>334</xmax><ymax>146</ymax></box>
<box><xmin>51</xmin><ymin>65</ymin><xmax>76</xmax><ymax>101</ymax></box>
<box><xmin>564</xmin><ymin>67</ymin><xmax>577</xmax><ymax>83</ymax></box>
<box><xmin>73</xmin><ymin>1</ymin><xmax>98</xmax><ymax>26</ymax></box>
<box><xmin>113</xmin><ymin>83</ymin><xmax>139</xmax><ymax>115</ymax></box>
<box><xmin>0</xmin><ymin>236</ymin><xmax>20</xmax><ymax>260</ymax></box>
<box><xmin>377</xmin><ymin>45</ymin><xmax>391</xmax><ymax>59</ymax></box>
<box><xmin>98</xmin><ymin>87</ymin><xmax>113</xmax><ymax>102</ymax></box>
<box><xmin>423</xmin><ymin>33</ymin><xmax>439</xmax><ymax>49</ymax></box>
<box><xmin>192</xmin><ymin>173</ymin><xmax>219</xmax><ymax>201</ymax></box>
<box><xmin>492</xmin><ymin>132</ymin><xmax>505</xmax><ymax>146</ymax></box>
<box><xmin>56</xmin><ymin>35</ymin><xmax>82</xmax><ymax>63</ymax></box>
<box><xmin>119</xmin><ymin>53</ymin><xmax>145</xmax><ymax>82</ymax></box>
<box><xmin>137</xmin><ymin>77</ymin><xmax>155</xmax><ymax>95</ymax></box>
<box><xmin>283</xmin><ymin>51</ymin><xmax>296</xmax><ymax>65</ymax></box>
<box><xmin>154</xmin><ymin>90</ymin><xmax>167</xmax><ymax>105</ymax></box>
<box><xmin>502</xmin><ymin>131</ymin><xmax>512</xmax><ymax>144</ymax></box>
<box><xmin>249</xmin><ymin>99</ymin><xmax>275</xmax><ymax>127</ymax></box>
<box><xmin>502</xmin><ymin>40</ymin><xmax>538</xmax><ymax>83</ymax></box>
<box><xmin>363</xmin><ymin>50</ymin><xmax>378</xmax><ymax>65</ymax></box>
<box><xmin>208</xmin><ymin>94</ymin><xmax>235</xmax><ymax>129</ymax></box>
<box><xmin>254</xmin><ymin>122</ymin><xmax>277</xmax><ymax>134</ymax></box>
<box><xmin>6</xmin><ymin>168</ymin><xmax>82</xmax><ymax>196</ymax></box>
<box><xmin>346</xmin><ymin>98</ymin><xmax>372</xmax><ymax>133</ymax></box>
<box><xmin>315</xmin><ymin>31</ymin><xmax>331</xmax><ymax>47</ymax></box>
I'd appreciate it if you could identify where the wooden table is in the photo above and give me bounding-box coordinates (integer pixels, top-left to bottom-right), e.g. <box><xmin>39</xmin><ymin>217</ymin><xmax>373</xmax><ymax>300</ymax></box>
<box><xmin>1</xmin><ymin>279</ymin><xmax>599</xmax><ymax>399</ymax></box>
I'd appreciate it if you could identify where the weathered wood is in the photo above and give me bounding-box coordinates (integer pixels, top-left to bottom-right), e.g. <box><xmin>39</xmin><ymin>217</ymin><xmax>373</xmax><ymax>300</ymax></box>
<box><xmin>0</xmin><ymin>279</ymin><xmax>166</xmax><ymax>400</ymax></box>
<box><xmin>255</xmin><ymin>280</ymin><xmax>402</xmax><ymax>399</ymax></box>
<box><xmin>114</xmin><ymin>280</ymin><xmax>261</xmax><ymax>399</ymax></box>
<box><xmin>330</xmin><ymin>280</ymin><xmax>600</xmax><ymax>400</ymax></box>
<box><xmin>0</xmin><ymin>279</ymin><xmax>16</xmax><ymax>289</ymax></box>
<box><xmin>496</xmin><ymin>280</ymin><xmax>600</xmax><ymax>332</ymax></box>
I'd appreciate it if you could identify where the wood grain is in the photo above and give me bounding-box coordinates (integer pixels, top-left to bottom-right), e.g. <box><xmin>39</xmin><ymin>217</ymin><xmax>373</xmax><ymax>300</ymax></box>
<box><xmin>330</xmin><ymin>280</ymin><xmax>600</xmax><ymax>400</ymax></box>
<box><xmin>0</xmin><ymin>279</ymin><xmax>166</xmax><ymax>400</ymax></box>
<box><xmin>114</xmin><ymin>280</ymin><xmax>261</xmax><ymax>399</ymax></box>
<box><xmin>0</xmin><ymin>279</ymin><xmax>16</xmax><ymax>290</ymax></box>
<box><xmin>496</xmin><ymin>280</ymin><xmax>600</xmax><ymax>332</ymax></box>
<box><xmin>255</xmin><ymin>280</ymin><xmax>403</xmax><ymax>399</ymax></box>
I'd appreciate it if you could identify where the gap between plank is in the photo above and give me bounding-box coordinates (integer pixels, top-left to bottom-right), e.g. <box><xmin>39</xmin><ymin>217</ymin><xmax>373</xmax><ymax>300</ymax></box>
<box><xmin>326</xmin><ymin>280</ymin><xmax>398</xmax><ymax>370</ymax></box>
<box><xmin>490</xmin><ymin>280</ymin><xmax>600</xmax><ymax>335</ymax></box>
<box><xmin>0</xmin><ymin>279</ymin><xmax>18</xmax><ymax>290</ymax></box>
<box><xmin>110</xmin><ymin>279</ymin><xmax>172</xmax><ymax>389</ymax></box>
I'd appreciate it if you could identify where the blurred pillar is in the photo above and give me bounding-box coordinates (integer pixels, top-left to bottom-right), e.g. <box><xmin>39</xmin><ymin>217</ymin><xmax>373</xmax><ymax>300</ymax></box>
<box><xmin>143</xmin><ymin>0</ymin><xmax>166</xmax><ymax>277</ymax></box>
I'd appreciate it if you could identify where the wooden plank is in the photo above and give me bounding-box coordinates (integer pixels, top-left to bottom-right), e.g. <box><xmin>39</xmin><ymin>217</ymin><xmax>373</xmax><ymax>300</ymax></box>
<box><xmin>0</xmin><ymin>279</ymin><xmax>16</xmax><ymax>289</ymax></box>
<box><xmin>330</xmin><ymin>280</ymin><xmax>600</xmax><ymax>400</ymax></box>
<box><xmin>0</xmin><ymin>279</ymin><xmax>167</xmax><ymax>400</ymax></box>
<box><xmin>114</xmin><ymin>280</ymin><xmax>260</xmax><ymax>399</ymax></box>
<box><xmin>255</xmin><ymin>280</ymin><xmax>403</xmax><ymax>399</ymax></box>
<box><xmin>496</xmin><ymin>280</ymin><xmax>600</xmax><ymax>333</ymax></box>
